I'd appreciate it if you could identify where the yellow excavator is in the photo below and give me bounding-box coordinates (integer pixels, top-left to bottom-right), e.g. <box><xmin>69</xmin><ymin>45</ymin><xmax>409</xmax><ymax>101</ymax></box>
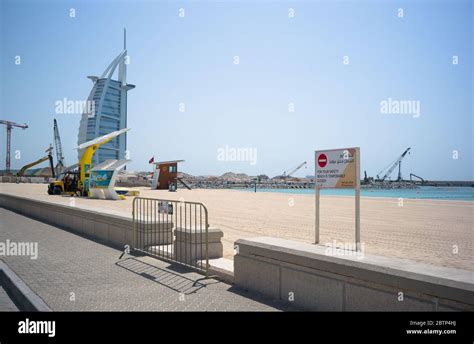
<box><xmin>48</xmin><ymin>128</ymin><xmax>129</xmax><ymax>196</ymax></box>
<box><xmin>17</xmin><ymin>145</ymin><xmax>56</xmax><ymax>182</ymax></box>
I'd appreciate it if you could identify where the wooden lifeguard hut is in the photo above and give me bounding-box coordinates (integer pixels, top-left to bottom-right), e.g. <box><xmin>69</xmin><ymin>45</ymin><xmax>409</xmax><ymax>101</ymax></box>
<box><xmin>151</xmin><ymin>160</ymin><xmax>186</xmax><ymax>191</ymax></box>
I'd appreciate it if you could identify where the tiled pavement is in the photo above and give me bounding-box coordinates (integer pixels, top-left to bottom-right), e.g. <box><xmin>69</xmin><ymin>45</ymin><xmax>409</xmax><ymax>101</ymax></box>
<box><xmin>0</xmin><ymin>285</ymin><xmax>19</xmax><ymax>311</ymax></box>
<box><xmin>0</xmin><ymin>208</ymin><xmax>297</xmax><ymax>311</ymax></box>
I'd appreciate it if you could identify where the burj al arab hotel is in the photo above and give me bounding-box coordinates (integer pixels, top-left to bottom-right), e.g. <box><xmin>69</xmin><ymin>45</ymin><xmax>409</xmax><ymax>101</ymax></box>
<box><xmin>77</xmin><ymin>29</ymin><xmax>135</xmax><ymax>165</ymax></box>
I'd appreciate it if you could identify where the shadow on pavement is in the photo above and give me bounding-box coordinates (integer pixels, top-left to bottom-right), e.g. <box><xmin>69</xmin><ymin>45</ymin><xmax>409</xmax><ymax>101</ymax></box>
<box><xmin>115</xmin><ymin>257</ymin><xmax>207</xmax><ymax>295</ymax></box>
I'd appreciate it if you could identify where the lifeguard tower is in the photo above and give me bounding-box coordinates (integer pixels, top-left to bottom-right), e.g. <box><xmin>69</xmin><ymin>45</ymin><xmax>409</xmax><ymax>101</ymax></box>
<box><xmin>151</xmin><ymin>160</ymin><xmax>190</xmax><ymax>191</ymax></box>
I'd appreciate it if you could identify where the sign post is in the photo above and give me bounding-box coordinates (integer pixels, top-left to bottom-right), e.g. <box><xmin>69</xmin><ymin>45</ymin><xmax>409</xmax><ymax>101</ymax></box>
<box><xmin>314</xmin><ymin>147</ymin><xmax>361</xmax><ymax>250</ymax></box>
<box><xmin>315</xmin><ymin>188</ymin><xmax>320</xmax><ymax>244</ymax></box>
<box><xmin>355</xmin><ymin>151</ymin><xmax>361</xmax><ymax>251</ymax></box>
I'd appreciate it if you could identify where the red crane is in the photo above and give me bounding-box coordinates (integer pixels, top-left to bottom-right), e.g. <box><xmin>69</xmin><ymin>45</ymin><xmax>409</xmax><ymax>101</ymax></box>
<box><xmin>0</xmin><ymin>120</ymin><xmax>28</xmax><ymax>175</ymax></box>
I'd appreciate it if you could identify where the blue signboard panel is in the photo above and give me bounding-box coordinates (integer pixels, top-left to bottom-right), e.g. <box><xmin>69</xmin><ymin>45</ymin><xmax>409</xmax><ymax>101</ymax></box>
<box><xmin>90</xmin><ymin>170</ymin><xmax>114</xmax><ymax>189</ymax></box>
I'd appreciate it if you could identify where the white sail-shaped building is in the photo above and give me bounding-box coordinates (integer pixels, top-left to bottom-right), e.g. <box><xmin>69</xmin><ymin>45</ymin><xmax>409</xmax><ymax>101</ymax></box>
<box><xmin>77</xmin><ymin>29</ymin><xmax>135</xmax><ymax>164</ymax></box>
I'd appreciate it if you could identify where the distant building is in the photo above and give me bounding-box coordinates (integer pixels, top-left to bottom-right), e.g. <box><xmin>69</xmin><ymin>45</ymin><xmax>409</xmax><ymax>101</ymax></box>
<box><xmin>77</xmin><ymin>29</ymin><xmax>135</xmax><ymax>164</ymax></box>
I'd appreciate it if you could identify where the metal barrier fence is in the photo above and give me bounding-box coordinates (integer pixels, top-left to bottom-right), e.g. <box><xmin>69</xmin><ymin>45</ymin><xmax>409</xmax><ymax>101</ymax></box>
<box><xmin>132</xmin><ymin>197</ymin><xmax>209</xmax><ymax>276</ymax></box>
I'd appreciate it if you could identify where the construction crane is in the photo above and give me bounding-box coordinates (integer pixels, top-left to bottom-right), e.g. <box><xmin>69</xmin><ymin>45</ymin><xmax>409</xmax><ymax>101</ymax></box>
<box><xmin>0</xmin><ymin>120</ymin><xmax>28</xmax><ymax>175</ymax></box>
<box><xmin>376</xmin><ymin>147</ymin><xmax>411</xmax><ymax>182</ymax></box>
<box><xmin>53</xmin><ymin>119</ymin><xmax>65</xmax><ymax>175</ymax></box>
<box><xmin>283</xmin><ymin>161</ymin><xmax>307</xmax><ymax>178</ymax></box>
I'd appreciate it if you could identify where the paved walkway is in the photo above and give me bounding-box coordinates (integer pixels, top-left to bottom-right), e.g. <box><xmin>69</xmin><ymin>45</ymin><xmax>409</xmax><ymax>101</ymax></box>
<box><xmin>0</xmin><ymin>285</ymin><xmax>19</xmax><ymax>311</ymax></box>
<box><xmin>0</xmin><ymin>208</ymin><xmax>296</xmax><ymax>311</ymax></box>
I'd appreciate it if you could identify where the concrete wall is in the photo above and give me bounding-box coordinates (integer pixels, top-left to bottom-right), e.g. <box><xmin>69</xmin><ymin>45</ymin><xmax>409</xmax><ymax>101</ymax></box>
<box><xmin>234</xmin><ymin>237</ymin><xmax>474</xmax><ymax>311</ymax></box>
<box><xmin>0</xmin><ymin>194</ymin><xmax>225</xmax><ymax>266</ymax></box>
<box><xmin>0</xmin><ymin>193</ymin><xmax>135</xmax><ymax>250</ymax></box>
<box><xmin>0</xmin><ymin>177</ymin><xmax>50</xmax><ymax>183</ymax></box>
<box><xmin>174</xmin><ymin>227</ymin><xmax>223</xmax><ymax>264</ymax></box>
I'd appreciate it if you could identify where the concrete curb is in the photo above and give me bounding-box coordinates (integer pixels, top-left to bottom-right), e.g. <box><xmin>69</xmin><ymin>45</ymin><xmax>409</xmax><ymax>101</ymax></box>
<box><xmin>0</xmin><ymin>260</ymin><xmax>51</xmax><ymax>311</ymax></box>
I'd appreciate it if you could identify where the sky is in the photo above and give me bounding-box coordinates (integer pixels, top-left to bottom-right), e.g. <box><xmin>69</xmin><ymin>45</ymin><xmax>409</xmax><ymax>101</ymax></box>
<box><xmin>0</xmin><ymin>0</ymin><xmax>472</xmax><ymax>180</ymax></box>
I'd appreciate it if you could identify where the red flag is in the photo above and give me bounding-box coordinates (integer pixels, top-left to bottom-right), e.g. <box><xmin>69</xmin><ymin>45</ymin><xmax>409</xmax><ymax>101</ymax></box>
<box><xmin>149</xmin><ymin>156</ymin><xmax>154</xmax><ymax>164</ymax></box>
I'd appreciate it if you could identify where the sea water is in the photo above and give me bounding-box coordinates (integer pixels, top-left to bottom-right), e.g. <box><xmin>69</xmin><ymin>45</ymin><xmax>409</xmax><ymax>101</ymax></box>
<box><xmin>244</xmin><ymin>186</ymin><xmax>474</xmax><ymax>201</ymax></box>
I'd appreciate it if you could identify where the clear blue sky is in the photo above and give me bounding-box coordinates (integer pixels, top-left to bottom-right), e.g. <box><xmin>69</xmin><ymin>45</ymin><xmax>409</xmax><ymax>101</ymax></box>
<box><xmin>1</xmin><ymin>0</ymin><xmax>472</xmax><ymax>180</ymax></box>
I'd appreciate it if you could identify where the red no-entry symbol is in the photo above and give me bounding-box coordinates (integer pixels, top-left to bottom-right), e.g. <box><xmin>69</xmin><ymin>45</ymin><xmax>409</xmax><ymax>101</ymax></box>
<box><xmin>318</xmin><ymin>154</ymin><xmax>327</xmax><ymax>168</ymax></box>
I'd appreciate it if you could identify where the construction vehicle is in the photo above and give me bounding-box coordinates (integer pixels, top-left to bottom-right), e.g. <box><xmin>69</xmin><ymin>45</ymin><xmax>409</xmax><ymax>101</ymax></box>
<box><xmin>376</xmin><ymin>148</ymin><xmax>411</xmax><ymax>182</ymax></box>
<box><xmin>281</xmin><ymin>161</ymin><xmax>307</xmax><ymax>178</ymax></box>
<box><xmin>17</xmin><ymin>145</ymin><xmax>55</xmax><ymax>182</ymax></box>
<box><xmin>410</xmin><ymin>173</ymin><xmax>425</xmax><ymax>184</ymax></box>
<box><xmin>0</xmin><ymin>120</ymin><xmax>28</xmax><ymax>175</ymax></box>
<box><xmin>48</xmin><ymin>169</ymin><xmax>79</xmax><ymax>195</ymax></box>
<box><xmin>53</xmin><ymin>119</ymin><xmax>65</xmax><ymax>175</ymax></box>
<box><xmin>363</xmin><ymin>170</ymin><xmax>374</xmax><ymax>184</ymax></box>
<box><xmin>48</xmin><ymin>128</ymin><xmax>129</xmax><ymax>196</ymax></box>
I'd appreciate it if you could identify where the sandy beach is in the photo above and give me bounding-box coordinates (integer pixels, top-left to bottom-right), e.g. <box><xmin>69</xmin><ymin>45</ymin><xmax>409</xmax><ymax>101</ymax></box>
<box><xmin>1</xmin><ymin>183</ymin><xmax>472</xmax><ymax>271</ymax></box>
